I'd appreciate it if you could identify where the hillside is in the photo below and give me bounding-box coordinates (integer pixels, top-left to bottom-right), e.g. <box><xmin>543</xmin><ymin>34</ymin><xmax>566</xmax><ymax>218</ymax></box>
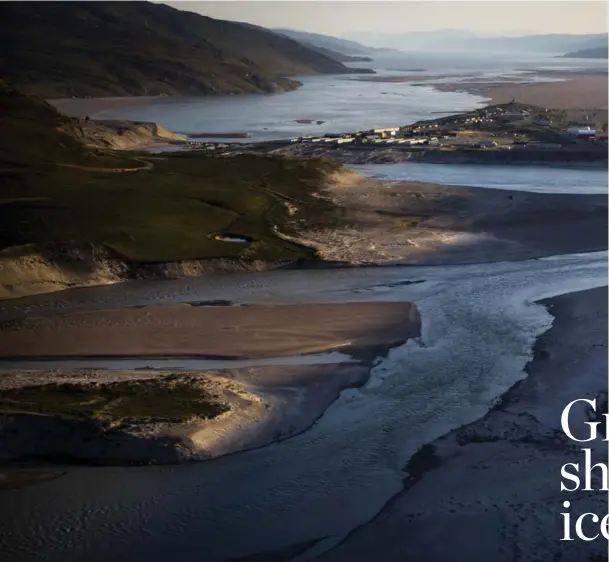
<box><xmin>0</xmin><ymin>80</ymin><xmax>132</xmax><ymax>168</ymax></box>
<box><xmin>562</xmin><ymin>46</ymin><xmax>609</xmax><ymax>59</ymax></box>
<box><xmin>299</xmin><ymin>44</ymin><xmax>373</xmax><ymax>63</ymax></box>
<box><xmin>0</xmin><ymin>81</ymin><xmax>349</xmax><ymax>300</ymax></box>
<box><xmin>274</xmin><ymin>28</ymin><xmax>388</xmax><ymax>55</ymax></box>
<box><xmin>0</xmin><ymin>2</ymin><xmax>364</xmax><ymax>98</ymax></box>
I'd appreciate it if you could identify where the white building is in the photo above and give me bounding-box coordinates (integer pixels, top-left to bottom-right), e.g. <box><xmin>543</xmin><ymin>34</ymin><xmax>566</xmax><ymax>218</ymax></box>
<box><xmin>567</xmin><ymin>126</ymin><xmax>591</xmax><ymax>135</ymax></box>
<box><xmin>373</xmin><ymin>127</ymin><xmax>400</xmax><ymax>134</ymax></box>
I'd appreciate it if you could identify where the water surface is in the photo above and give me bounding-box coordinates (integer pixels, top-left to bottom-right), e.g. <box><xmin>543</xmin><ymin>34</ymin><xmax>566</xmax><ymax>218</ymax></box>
<box><xmin>353</xmin><ymin>162</ymin><xmax>609</xmax><ymax>194</ymax></box>
<box><xmin>90</xmin><ymin>51</ymin><xmax>606</xmax><ymax>142</ymax></box>
<box><xmin>0</xmin><ymin>252</ymin><xmax>606</xmax><ymax>562</ymax></box>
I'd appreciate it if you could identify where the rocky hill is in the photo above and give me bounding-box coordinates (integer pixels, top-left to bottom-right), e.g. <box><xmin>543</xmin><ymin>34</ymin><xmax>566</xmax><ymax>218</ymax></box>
<box><xmin>0</xmin><ymin>2</ymin><xmax>365</xmax><ymax>98</ymax></box>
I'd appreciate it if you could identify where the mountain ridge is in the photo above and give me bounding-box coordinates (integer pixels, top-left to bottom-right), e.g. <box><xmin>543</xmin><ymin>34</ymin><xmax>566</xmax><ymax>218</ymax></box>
<box><xmin>0</xmin><ymin>1</ymin><xmax>369</xmax><ymax>98</ymax></box>
<box><xmin>341</xmin><ymin>29</ymin><xmax>608</xmax><ymax>53</ymax></box>
<box><xmin>273</xmin><ymin>28</ymin><xmax>396</xmax><ymax>55</ymax></box>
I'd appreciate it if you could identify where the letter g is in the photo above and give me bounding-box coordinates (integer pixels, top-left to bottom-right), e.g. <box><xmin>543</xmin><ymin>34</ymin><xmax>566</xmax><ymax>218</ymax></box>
<box><xmin>561</xmin><ymin>399</ymin><xmax>599</xmax><ymax>443</ymax></box>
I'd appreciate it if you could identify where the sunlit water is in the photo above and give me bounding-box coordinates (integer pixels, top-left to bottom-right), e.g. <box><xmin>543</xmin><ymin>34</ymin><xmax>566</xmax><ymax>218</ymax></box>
<box><xmin>89</xmin><ymin>52</ymin><xmax>605</xmax><ymax>142</ymax></box>
<box><xmin>353</xmin><ymin>163</ymin><xmax>609</xmax><ymax>194</ymax></box>
<box><xmin>2</xmin><ymin>51</ymin><xmax>607</xmax><ymax>561</ymax></box>
<box><xmin>0</xmin><ymin>252</ymin><xmax>607</xmax><ymax>562</ymax></box>
<box><xmin>91</xmin><ymin>74</ymin><xmax>487</xmax><ymax>141</ymax></box>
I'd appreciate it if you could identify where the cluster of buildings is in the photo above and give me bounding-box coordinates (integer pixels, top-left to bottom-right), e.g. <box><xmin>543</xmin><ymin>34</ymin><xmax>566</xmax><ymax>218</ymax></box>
<box><xmin>436</xmin><ymin>105</ymin><xmax>531</xmax><ymax>128</ymax></box>
<box><xmin>289</xmin><ymin>125</ymin><xmax>453</xmax><ymax>147</ymax></box>
<box><xmin>186</xmin><ymin>103</ymin><xmax>608</xmax><ymax>154</ymax></box>
<box><xmin>186</xmin><ymin>141</ymin><xmax>234</xmax><ymax>151</ymax></box>
<box><xmin>565</xmin><ymin>126</ymin><xmax>605</xmax><ymax>141</ymax></box>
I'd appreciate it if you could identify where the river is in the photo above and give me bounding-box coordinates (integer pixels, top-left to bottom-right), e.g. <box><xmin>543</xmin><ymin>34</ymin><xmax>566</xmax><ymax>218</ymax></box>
<box><xmin>85</xmin><ymin>51</ymin><xmax>606</xmax><ymax>142</ymax></box>
<box><xmin>4</xmin><ymin>50</ymin><xmax>608</xmax><ymax>560</ymax></box>
<box><xmin>352</xmin><ymin>162</ymin><xmax>609</xmax><ymax>194</ymax></box>
<box><xmin>0</xmin><ymin>251</ymin><xmax>607</xmax><ymax>562</ymax></box>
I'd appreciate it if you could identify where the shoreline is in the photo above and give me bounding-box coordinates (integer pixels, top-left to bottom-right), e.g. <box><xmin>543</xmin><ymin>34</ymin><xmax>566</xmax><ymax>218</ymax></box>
<box><xmin>0</xmin><ymin>364</ymin><xmax>372</xmax><ymax>467</ymax></box>
<box><xmin>268</xmin><ymin>143</ymin><xmax>609</xmax><ymax>167</ymax></box>
<box><xmin>317</xmin><ymin>285</ymin><xmax>608</xmax><ymax>562</ymax></box>
<box><xmin>426</xmin><ymin>73</ymin><xmax>608</xmax><ymax>111</ymax></box>
<box><xmin>293</xmin><ymin>176</ymin><xmax>607</xmax><ymax>266</ymax></box>
<box><xmin>0</xmin><ymin>301</ymin><xmax>420</xmax><ymax>466</ymax></box>
<box><xmin>49</xmin><ymin>95</ymin><xmax>176</xmax><ymax>118</ymax></box>
<box><xmin>0</xmin><ymin>302</ymin><xmax>420</xmax><ymax>359</ymax></box>
<box><xmin>0</xmin><ymin>171</ymin><xmax>606</xmax><ymax>301</ymax></box>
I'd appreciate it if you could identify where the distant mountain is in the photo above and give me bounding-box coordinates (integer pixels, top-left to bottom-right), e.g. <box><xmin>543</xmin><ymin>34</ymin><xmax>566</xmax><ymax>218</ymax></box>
<box><xmin>299</xmin><ymin>44</ymin><xmax>373</xmax><ymax>63</ymax></box>
<box><xmin>343</xmin><ymin>29</ymin><xmax>476</xmax><ymax>51</ymax></box>
<box><xmin>342</xmin><ymin>29</ymin><xmax>609</xmax><ymax>54</ymax></box>
<box><xmin>562</xmin><ymin>46</ymin><xmax>609</xmax><ymax>59</ymax></box>
<box><xmin>0</xmin><ymin>2</ymin><xmax>366</xmax><ymax>99</ymax></box>
<box><xmin>273</xmin><ymin>28</ymin><xmax>392</xmax><ymax>56</ymax></box>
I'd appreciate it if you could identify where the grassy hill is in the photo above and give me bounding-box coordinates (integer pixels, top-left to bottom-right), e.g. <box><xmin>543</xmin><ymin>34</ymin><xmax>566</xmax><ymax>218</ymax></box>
<box><xmin>0</xmin><ymin>81</ymin><xmax>343</xmax><ymax>264</ymax></box>
<box><xmin>0</xmin><ymin>80</ymin><xmax>135</xmax><ymax>168</ymax></box>
<box><xmin>0</xmin><ymin>2</ymin><xmax>363</xmax><ymax>98</ymax></box>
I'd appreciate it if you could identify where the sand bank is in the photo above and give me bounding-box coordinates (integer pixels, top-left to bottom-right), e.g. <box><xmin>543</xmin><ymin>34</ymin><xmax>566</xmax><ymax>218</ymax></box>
<box><xmin>295</xmin><ymin>176</ymin><xmax>607</xmax><ymax>265</ymax></box>
<box><xmin>0</xmin><ymin>302</ymin><xmax>420</xmax><ymax>359</ymax></box>
<box><xmin>0</xmin><ymin>173</ymin><xmax>605</xmax><ymax>303</ymax></box>
<box><xmin>0</xmin><ymin>299</ymin><xmax>420</xmax><ymax>465</ymax></box>
<box><xmin>77</xmin><ymin>119</ymin><xmax>185</xmax><ymax>150</ymax></box>
<box><xmin>432</xmin><ymin>74</ymin><xmax>608</xmax><ymax>110</ymax></box>
<box><xmin>0</xmin><ymin>364</ymin><xmax>371</xmax><ymax>465</ymax></box>
<box><xmin>0</xmin><ymin>242</ymin><xmax>289</xmax><ymax>301</ymax></box>
<box><xmin>352</xmin><ymin>74</ymin><xmax>459</xmax><ymax>83</ymax></box>
<box><xmin>317</xmin><ymin>286</ymin><xmax>608</xmax><ymax>562</ymax></box>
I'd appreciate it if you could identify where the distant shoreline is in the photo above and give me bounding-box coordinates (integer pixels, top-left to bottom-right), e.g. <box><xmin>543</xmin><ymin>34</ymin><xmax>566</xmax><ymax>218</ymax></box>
<box><xmin>425</xmin><ymin>73</ymin><xmax>608</xmax><ymax>111</ymax></box>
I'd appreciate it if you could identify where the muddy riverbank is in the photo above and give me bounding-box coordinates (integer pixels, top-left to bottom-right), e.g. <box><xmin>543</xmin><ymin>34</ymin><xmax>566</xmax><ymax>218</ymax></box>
<box><xmin>0</xmin><ymin>252</ymin><xmax>605</xmax><ymax>561</ymax></box>
<box><xmin>317</xmin><ymin>285</ymin><xmax>608</xmax><ymax>562</ymax></box>
<box><xmin>431</xmin><ymin>73</ymin><xmax>608</xmax><ymax>111</ymax></box>
<box><xmin>0</xmin><ymin>302</ymin><xmax>419</xmax><ymax>359</ymax></box>
<box><xmin>294</xmin><ymin>175</ymin><xmax>607</xmax><ymax>265</ymax></box>
<box><xmin>1</xmin><ymin>168</ymin><xmax>606</xmax><ymax>301</ymax></box>
<box><xmin>0</xmin><ymin>301</ymin><xmax>420</xmax><ymax>465</ymax></box>
<box><xmin>0</xmin><ymin>364</ymin><xmax>372</xmax><ymax>466</ymax></box>
<box><xmin>268</xmin><ymin>143</ymin><xmax>608</xmax><ymax>167</ymax></box>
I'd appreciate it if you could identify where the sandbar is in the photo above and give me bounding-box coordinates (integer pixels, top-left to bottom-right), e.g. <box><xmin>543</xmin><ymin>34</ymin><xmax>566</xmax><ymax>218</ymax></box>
<box><xmin>432</xmin><ymin>74</ymin><xmax>608</xmax><ymax>110</ymax></box>
<box><xmin>0</xmin><ymin>302</ymin><xmax>420</xmax><ymax>359</ymax></box>
<box><xmin>0</xmin><ymin>364</ymin><xmax>372</xmax><ymax>464</ymax></box>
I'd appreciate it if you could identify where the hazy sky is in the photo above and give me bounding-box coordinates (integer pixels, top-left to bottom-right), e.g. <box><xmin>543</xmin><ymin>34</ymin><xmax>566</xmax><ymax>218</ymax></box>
<box><xmin>163</xmin><ymin>1</ymin><xmax>608</xmax><ymax>36</ymax></box>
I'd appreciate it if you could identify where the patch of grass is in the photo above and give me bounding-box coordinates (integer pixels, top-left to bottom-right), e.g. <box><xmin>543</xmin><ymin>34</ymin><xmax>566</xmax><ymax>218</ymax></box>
<box><xmin>0</xmin><ymin>377</ymin><xmax>229</xmax><ymax>423</ymax></box>
<box><xmin>0</xmin><ymin>82</ymin><xmax>344</xmax><ymax>263</ymax></box>
<box><xmin>0</xmin><ymin>153</ymin><xmax>341</xmax><ymax>262</ymax></box>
